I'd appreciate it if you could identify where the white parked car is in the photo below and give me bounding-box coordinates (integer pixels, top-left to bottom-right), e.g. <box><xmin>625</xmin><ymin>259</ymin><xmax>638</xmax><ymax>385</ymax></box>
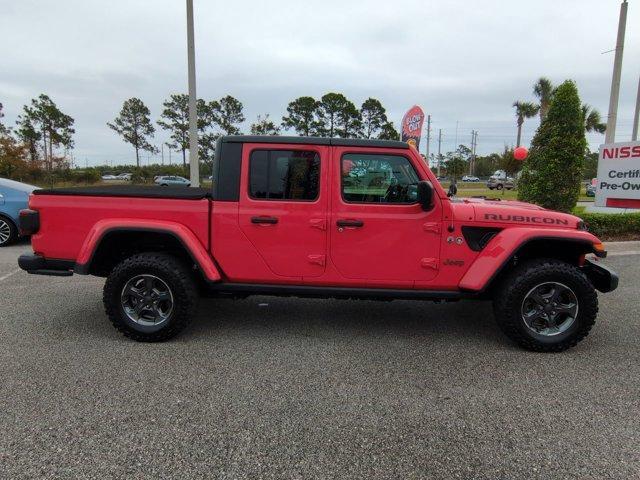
<box><xmin>116</xmin><ymin>173</ymin><xmax>132</xmax><ymax>181</ymax></box>
<box><xmin>462</xmin><ymin>175</ymin><xmax>480</xmax><ymax>182</ymax></box>
<box><xmin>101</xmin><ymin>174</ymin><xmax>118</xmax><ymax>181</ymax></box>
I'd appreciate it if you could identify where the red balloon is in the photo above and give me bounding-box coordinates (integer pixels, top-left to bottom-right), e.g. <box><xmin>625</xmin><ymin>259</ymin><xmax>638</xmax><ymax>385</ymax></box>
<box><xmin>514</xmin><ymin>147</ymin><xmax>528</xmax><ymax>161</ymax></box>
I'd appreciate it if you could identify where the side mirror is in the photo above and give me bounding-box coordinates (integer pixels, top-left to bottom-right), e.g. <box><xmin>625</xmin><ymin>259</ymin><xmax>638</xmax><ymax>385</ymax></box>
<box><xmin>417</xmin><ymin>181</ymin><xmax>434</xmax><ymax>211</ymax></box>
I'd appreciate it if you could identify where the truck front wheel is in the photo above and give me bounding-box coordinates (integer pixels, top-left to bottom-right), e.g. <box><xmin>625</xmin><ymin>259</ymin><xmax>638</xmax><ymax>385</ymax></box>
<box><xmin>493</xmin><ymin>259</ymin><xmax>598</xmax><ymax>352</ymax></box>
<box><xmin>103</xmin><ymin>252</ymin><xmax>198</xmax><ymax>342</ymax></box>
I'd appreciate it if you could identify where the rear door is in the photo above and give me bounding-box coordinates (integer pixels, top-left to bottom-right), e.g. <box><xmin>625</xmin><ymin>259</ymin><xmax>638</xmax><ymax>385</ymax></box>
<box><xmin>238</xmin><ymin>143</ymin><xmax>329</xmax><ymax>279</ymax></box>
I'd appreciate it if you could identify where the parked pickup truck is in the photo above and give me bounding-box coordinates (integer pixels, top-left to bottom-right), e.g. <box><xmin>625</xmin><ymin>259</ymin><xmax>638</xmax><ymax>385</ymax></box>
<box><xmin>18</xmin><ymin>136</ymin><xmax>618</xmax><ymax>351</ymax></box>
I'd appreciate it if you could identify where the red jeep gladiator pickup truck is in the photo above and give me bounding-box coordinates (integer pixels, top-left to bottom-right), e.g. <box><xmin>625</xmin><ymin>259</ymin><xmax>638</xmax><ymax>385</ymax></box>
<box><xmin>18</xmin><ymin>136</ymin><xmax>617</xmax><ymax>351</ymax></box>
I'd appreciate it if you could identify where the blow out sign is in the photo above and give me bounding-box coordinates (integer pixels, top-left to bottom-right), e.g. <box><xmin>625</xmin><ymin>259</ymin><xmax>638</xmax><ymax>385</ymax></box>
<box><xmin>595</xmin><ymin>141</ymin><xmax>640</xmax><ymax>209</ymax></box>
<box><xmin>401</xmin><ymin>105</ymin><xmax>425</xmax><ymax>150</ymax></box>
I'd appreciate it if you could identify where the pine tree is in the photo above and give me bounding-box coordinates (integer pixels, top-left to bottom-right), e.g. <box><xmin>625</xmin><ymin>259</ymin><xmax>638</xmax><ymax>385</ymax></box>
<box><xmin>157</xmin><ymin>94</ymin><xmax>190</xmax><ymax>167</ymax></box>
<box><xmin>250</xmin><ymin>114</ymin><xmax>281</xmax><ymax>135</ymax></box>
<box><xmin>281</xmin><ymin>97</ymin><xmax>319</xmax><ymax>136</ymax></box>
<box><xmin>212</xmin><ymin>95</ymin><xmax>244</xmax><ymax>135</ymax></box>
<box><xmin>360</xmin><ymin>98</ymin><xmax>388</xmax><ymax>138</ymax></box>
<box><xmin>107</xmin><ymin>98</ymin><xmax>156</xmax><ymax>167</ymax></box>
<box><xmin>518</xmin><ymin>80</ymin><xmax>587</xmax><ymax>212</ymax></box>
<box><xmin>16</xmin><ymin>94</ymin><xmax>74</xmax><ymax>170</ymax></box>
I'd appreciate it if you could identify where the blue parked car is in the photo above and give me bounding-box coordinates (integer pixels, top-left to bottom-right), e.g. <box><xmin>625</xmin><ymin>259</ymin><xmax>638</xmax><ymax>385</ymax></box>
<box><xmin>0</xmin><ymin>178</ymin><xmax>39</xmax><ymax>246</ymax></box>
<box><xmin>154</xmin><ymin>175</ymin><xmax>191</xmax><ymax>187</ymax></box>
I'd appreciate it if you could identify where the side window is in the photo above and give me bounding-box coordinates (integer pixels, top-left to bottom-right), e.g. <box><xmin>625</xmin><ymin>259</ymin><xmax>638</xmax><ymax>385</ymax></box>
<box><xmin>341</xmin><ymin>153</ymin><xmax>420</xmax><ymax>204</ymax></box>
<box><xmin>249</xmin><ymin>150</ymin><xmax>320</xmax><ymax>201</ymax></box>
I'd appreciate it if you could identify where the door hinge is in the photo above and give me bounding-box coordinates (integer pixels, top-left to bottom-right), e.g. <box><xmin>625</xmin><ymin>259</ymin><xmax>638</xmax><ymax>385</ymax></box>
<box><xmin>309</xmin><ymin>218</ymin><xmax>326</xmax><ymax>231</ymax></box>
<box><xmin>308</xmin><ymin>254</ymin><xmax>326</xmax><ymax>266</ymax></box>
<box><xmin>423</xmin><ymin>222</ymin><xmax>441</xmax><ymax>234</ymax></box>
<box><xmin>420</xmin><ymin>257</ymin><xmax>439</xmax><ymax>270</ymax></box>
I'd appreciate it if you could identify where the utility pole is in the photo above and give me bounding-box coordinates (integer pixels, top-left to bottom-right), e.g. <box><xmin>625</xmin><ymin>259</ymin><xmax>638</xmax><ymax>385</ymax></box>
<box><xmin>161</xmin><ymin>143</ymin><xmax>165</xmax><ymax>165</ymax></box>
<box><xmin>470</xmin><ymin>130</ymin><xmax>478</xmax><ymax>175</ymax></box>
<box><xmin>168</xmin><ymin>146</ymin><xmax>172</xmax><ymax>165</ymax></box>
<box><xmin>186</xmin><ymin>0</ymin><xmax>199</xmax><ymax>186</ymax></box>
<box><xmin>425</xmin><ymin>114</ymin><xmax>431</xmax><ymax>162</ymax></box>
<box><xmin>633</xmin><ymin>75</ymin><xmax>640</xmax><ymax>141</ymax></box>
<box><xmin>605</xmin><ymin>0</ymin><xmax>628</xmax><ymax>144</ymax></box>
<box><xmin>454</xmin><ymin>121</ymin><xmax>459</xmax><ymax>149</ymax></box>
<box><xmin>437</xmin><ymin>129</ymin><xmax>442</xmax><ymax>178</ymax></box>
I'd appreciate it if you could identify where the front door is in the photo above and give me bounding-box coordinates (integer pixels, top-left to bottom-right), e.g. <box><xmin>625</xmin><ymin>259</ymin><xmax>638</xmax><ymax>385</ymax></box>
<box><xmin>238</xmin><ymin>144</ymin><xmax>329</xmax><ymax>279</ymax></box>
<box><xmin>329</xmin><ymin>147</ymin><xmax>442</xmax><ymax>284</ymax></box>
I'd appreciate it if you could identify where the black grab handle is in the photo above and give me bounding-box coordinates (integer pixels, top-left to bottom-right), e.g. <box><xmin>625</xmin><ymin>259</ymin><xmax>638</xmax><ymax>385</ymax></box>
<box><xmin>251</xmin><ymin>216</ymin><xmax>279</xmax><ymax>224</ymax></box>
<box><xmin>336</xmin><ymin>219</ymin><xmax>364</xmax><ymax>228</ymax></box>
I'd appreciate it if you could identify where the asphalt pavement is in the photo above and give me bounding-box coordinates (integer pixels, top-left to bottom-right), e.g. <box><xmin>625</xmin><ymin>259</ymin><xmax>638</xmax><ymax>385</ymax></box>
<box><xmin>1</xmin><ymin>240</ymin><xmax>639</xmax><ymax>479</ymax></box>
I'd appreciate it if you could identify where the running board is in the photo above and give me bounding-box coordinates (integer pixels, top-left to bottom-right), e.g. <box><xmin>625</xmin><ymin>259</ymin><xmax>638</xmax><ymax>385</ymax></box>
<box><xmin>207</xmin><ymin>283</ymin><xmax>462</xmax><ymax>301</ymax></box>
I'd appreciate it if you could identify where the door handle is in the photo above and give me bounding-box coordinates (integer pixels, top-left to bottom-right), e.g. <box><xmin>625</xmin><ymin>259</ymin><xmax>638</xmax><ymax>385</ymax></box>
<box><xmin>251</xmin><ymin>216</ymin><xmax>278</xmax><ymax>225</ymax></box>
<box><xmin>336</xmin><ymin>219</ymin><xmax>364</xmax><ymax>228</ymax></box>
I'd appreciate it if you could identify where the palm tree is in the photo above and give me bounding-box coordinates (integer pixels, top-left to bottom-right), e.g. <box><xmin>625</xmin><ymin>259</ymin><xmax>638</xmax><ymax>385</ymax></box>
<box><xmin>533</xmin><ymin>77</ymin><xmax>554</xmax><ymax>122</ymax></box>
<box><xmin>582</xmin><ymin>104</ymin><xmax>606</xmax><ymax>134</ymax></box>
<box><xmin>513</xmin><ymin>101</ymin><xmax>540</xmax><ymax>147</ymax></box>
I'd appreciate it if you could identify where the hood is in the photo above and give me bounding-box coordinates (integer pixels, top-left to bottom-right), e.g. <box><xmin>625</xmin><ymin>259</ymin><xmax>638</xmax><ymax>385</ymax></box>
<box><xmin>461</xmin><ymin>197</ymin><xmax>544</xmax><ymax>210</ymax></box>
<box><xmin>456</xmin><ymin>197</ymin><xmax>581</xmax><ymax>229</ymax></box>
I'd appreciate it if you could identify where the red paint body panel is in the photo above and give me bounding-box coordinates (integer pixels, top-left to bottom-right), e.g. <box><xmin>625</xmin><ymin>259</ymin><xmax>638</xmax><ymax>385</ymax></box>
<box><xmin>458</xmin><ymin>228</ymin><xmax>600</xmax><ymax>291</ymax></box>
<box><xmin>29</xmin><ymin>194</ymin><xmax>220</xmax><ymax>281</ymax></box>
<box><xmin>26</xmin><ymin>140</ymin><xmax>605</xmax><ymax>294</ymax></box>
<box><xmin>328</xmin><ymin>146</ymin><xmax>442</xmax><ymax>283</ymax></box>
<box><xmin>237</xmin><ymin>143</ymin><xmax>330</xmax><ymax>279</ymax></box>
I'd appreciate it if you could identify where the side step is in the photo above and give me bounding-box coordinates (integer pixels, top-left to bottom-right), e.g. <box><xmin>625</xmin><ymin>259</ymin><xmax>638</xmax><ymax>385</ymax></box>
<box><xmin>208</xmin><ymin>282</ymin><xmax>463</xmax><ymax>301</ymax></box>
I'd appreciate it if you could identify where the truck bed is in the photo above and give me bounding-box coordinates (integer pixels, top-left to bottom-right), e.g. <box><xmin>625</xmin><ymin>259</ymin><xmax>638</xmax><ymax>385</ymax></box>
<box><xmin>33</xmin><ymin>185</ymin><xmax>211</xmax><ymax>200</ymax></box>
<box><xmin>28</xmin><ymin>188</ymin><xmax>211</xmax><ymax>263</ymax></box>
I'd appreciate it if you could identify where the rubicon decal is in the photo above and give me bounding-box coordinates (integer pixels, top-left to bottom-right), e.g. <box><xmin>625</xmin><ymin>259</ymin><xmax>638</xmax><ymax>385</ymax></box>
<box><xmin>484</xmin><ymin>213</ymin><xmax>569</xmax><ymax>225</ymax></box>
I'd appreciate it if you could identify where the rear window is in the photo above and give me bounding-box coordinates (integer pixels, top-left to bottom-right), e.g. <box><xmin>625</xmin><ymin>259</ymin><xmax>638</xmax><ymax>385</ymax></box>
<box><xmin>249</xmin><ymin>150</ymin><xmax>320</xmax><ymax>201</ymax></box>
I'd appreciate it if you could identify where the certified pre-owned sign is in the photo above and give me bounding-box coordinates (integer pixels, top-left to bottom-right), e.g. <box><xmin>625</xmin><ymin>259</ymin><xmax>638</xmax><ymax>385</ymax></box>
<box><xmin>595</xmin><ymin>141</ymin><xmax>640</xmax><ymax>208</ymax></box>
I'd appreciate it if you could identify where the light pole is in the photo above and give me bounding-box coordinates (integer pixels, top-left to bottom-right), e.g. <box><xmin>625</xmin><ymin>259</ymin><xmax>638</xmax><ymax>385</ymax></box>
<box><xmin>605</xmin><ymin>0</ymin><xmax>628</xmax><ymax>144</ymax></box>
<box><xmin>186</xmin><ymin>0</ymin><xmax>199</xmax><ymax>186</ymax></box>
<box><xmin>633</xmin><ymin>76</ymin><xmax>640</xmax><ymax>141</ymax></box>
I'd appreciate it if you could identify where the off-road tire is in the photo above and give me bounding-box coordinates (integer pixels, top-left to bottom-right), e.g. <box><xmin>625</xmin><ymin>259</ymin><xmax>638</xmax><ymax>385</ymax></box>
<box><xmin>496</xmin><ymin>184</ymin><xmax>504</xmax><ymax>190</ymax></box>
<box><xmin>103</xmin><ymin>252</ymin><xmax>198</xmax><ymax>342</ymax></box>
<box><xmin>0</xmin><ymin>215</ymin><xmax>18</xmax><ymax>247</ymax></box>
<box><xmin>493</xmin><ymin>259</ymin><xmax>598</xmax><ymax>352</ymax></box>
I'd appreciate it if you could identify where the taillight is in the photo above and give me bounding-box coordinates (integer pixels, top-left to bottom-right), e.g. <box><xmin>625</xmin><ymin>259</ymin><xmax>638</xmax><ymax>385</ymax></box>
<box><xmin>19</xmin><ymin>209</ymin><xmax>39</xmax><ymax>236</ymax></box>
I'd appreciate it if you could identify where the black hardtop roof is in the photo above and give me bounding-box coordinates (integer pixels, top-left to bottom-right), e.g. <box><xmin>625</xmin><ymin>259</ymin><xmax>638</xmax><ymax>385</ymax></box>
<box><xmin>220</xmin><ymin>135</ymin><xmax>409</xmax><ymax>150</ymax></box>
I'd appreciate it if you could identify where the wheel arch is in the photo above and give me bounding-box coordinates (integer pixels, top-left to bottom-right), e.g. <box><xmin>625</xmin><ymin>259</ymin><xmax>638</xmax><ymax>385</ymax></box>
<box><xmin>459</xmin><ymin>229</ymin><xmax>602</xmax><ymax>295</ymax></box>
<box><xmin>74</xmin><ymin>220</ymin><xmax>221</xmax><ymax>282</ymax></box>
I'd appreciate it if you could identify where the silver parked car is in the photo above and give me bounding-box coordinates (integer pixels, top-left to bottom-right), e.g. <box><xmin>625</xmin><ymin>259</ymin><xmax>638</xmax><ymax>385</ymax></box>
<box><xmin>487</xmin><ymin>175</ymin><xmax>515</xmax><ymax>190</ymax></box>
<box><xmin>154</xmin><ymin>175</ymin><xmax>191</xmax><ymax>187</ymax></box>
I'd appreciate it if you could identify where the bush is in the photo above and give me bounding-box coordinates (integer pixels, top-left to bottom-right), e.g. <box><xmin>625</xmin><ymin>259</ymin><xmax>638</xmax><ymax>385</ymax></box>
<box><xmin>578</xmin><ymin>212</ymin><xmax>640</xmax><ymax>240</ymax></box>
<box><xmin>518</xmin><ymin>80</ymin><xmax>587</xmax><ymax>212</ymax></box>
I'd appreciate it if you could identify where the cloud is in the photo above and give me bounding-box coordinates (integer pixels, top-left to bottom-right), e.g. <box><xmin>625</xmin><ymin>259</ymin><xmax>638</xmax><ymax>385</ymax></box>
<box><xmin>1</xmin><ymin>0</ymin><xmax>638</xmax><ymax>164</ymax></box>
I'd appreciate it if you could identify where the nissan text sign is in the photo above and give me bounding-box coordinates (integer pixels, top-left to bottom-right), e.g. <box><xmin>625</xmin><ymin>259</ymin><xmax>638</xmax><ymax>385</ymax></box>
<box><xmin>595</xmin><ymin>141</ymin><xmax>640</xmax><ymax>208</ymax></box>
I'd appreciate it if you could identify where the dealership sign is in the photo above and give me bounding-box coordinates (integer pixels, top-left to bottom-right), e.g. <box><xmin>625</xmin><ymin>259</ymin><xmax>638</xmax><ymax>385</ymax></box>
<box><xmin>595</xmin><ymin>141</ymin><xmax>640</xmax><ymax>208</ymax></box>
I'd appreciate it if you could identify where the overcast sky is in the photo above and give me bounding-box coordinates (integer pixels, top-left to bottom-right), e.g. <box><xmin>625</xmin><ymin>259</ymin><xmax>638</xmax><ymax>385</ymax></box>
<box><xmin>1</xmin><ymin>0</ymin><xmax>639</xmax><ymax>166</ymax></box>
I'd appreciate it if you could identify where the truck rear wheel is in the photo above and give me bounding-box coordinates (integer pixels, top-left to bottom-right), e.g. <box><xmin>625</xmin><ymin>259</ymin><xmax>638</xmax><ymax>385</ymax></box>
<box><xmin>493</xmin><ymin>259</ymin><xmax>598</xmax><ymax>352</ymax></box>
<box><xmin>103</xmin><ymin>252</ymin><xmax>198</xmax><ymax>342</ymax></box>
